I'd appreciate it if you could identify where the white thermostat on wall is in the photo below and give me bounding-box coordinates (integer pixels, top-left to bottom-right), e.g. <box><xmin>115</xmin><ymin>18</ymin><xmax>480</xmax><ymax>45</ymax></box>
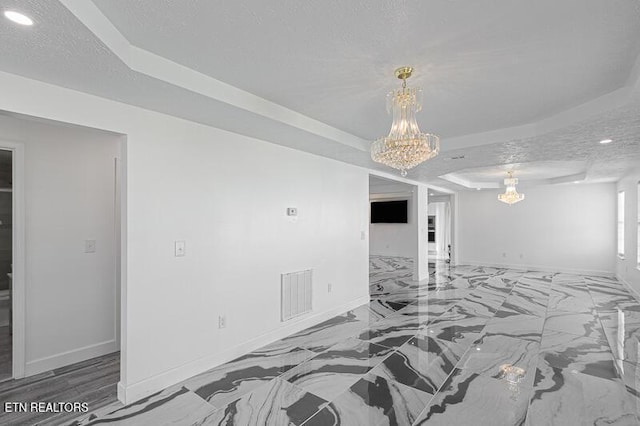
<box><xmin>287</xmin><ymin>207</ymin><xmax>298</xmax><ymax>216</ymax></box>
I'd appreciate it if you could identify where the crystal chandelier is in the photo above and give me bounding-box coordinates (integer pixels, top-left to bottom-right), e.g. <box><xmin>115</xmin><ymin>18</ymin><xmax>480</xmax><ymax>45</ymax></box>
<box><xmin>498</xmin><ymin>171</ymin><xmax>525</xmax><ymax>205</ymax></box>
<box><xmin>371</xmin><ymin>67</ymin><xmax>440</xmax><ymax>177</ymax></box>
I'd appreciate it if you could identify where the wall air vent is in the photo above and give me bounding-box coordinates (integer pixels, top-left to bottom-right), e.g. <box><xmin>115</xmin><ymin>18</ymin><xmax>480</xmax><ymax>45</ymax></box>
<box><xmin>281</xmin><ymin>269</ymin><xmax>313</xmax><ymax>321</ymax></box>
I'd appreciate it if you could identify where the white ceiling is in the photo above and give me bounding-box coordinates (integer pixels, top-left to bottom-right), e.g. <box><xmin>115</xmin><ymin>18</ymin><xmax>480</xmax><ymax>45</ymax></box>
<box><xmin>442</xmin><ymin>160</ymin><xmax>588</xmax><ymax>189</ymax></box>
<box><xmin>92</xmin><ymin>0</ymin><xmax>640</xmax><ymax>139</ymax></box>
<box><xmin>0</xmin><ymin>0</ymin><xmax>639</xmax><ymax>189</ymax></box>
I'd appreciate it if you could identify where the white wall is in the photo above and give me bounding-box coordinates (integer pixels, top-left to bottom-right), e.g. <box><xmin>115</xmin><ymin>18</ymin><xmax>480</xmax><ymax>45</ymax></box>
<box><xmin>616</xmin><ymin>171</ymin><xmax>640</xmax><ymax>294</ymax></box>
<box><xmin>414</xmin><ymin>186</ymin><xmax>429</xmax><ymax>281</ymax></box>
<box><xmin>458</xmin><ymin>183</ymin><xmax>616</xmax><ymax>275</ymax></box>
<box><xmin>0</xmin><ymin>71</ymin><xmax>370</xmax><ymax>403</ymax></box>
<box><xmin>0</xmin><ymin>114</ymin><xmax>120</xmax><ymax>374</ymax></box>
<box><xmin>369</xmin><ymin>195</ymin><xmax>415</xmax><ymax>258</ymax></box>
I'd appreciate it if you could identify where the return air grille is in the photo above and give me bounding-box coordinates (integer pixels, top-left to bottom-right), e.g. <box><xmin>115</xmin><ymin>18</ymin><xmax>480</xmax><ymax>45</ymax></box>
<box><xmin>281</xmin><ymin>269</ymin><xmax>313</xmax><ymax>321</ymax></box>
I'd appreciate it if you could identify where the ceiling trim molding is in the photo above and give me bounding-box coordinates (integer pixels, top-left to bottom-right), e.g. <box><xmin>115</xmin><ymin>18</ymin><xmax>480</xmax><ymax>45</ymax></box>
<box><xmin>57</xmin><ymin>0</ymin><xmax>640</xmax><ymax>178</ymax></box>
<box><xmin>441</xmin><ymin>86</ymin><xmax>634</xmax><ymax>151</ymax></box>
<box><xmin>440</xmin><ymin>170</ymin><xmax>589</xmax><ymax>189</ymax></box>
<box><xmin>368</xmin><ymin>169</ymin><xmax>456</xmax><ymax>195</ymax></box>
<box><xmin>58</xmin><ymin>0</ymin><xmax>369</xmax><ymax>152</ymax></box>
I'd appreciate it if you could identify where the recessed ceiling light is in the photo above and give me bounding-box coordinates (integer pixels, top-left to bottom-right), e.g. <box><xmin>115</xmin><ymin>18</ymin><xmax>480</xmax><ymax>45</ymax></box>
<box><xmin>429</xmin><ymin>193</ymin><xmax>434</xmax><ymax>196</ymax></box>
<box><xmin>476</xmin><ymin>188</ymin><xmax>481</xmax><ymax>191</ymax></box>
<box><xmin>4</xmin><ymin>10</ymin><xmax>33</xmax><ymax>26</ymax></box>
<box><xmin>574</xmin><ymin>180</ymin><xmax>581</xmax><ymax>184</ymax></box>
<box><xmin>599</xmin><ymin>138</ymin><xmax>613</xmax><ymax>144</ymax></box>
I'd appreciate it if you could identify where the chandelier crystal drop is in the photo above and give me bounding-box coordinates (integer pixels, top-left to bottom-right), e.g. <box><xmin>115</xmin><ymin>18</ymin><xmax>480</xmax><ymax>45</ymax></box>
<box><xmin>371</xmin><ymin>67</ymin><xmax>440</xmax><ymax>177</ymax></box>
<box><xmin>498</xmin><ymin>171</ymin><xmax>525</xmax><ymax>205</ymax></box>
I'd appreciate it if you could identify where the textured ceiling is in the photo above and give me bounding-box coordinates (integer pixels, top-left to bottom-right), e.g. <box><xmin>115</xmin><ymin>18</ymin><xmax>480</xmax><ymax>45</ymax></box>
<box><xmin>0</xmin><ymin>0</ymin><xmax>638</xmax><ymax>189</ymax></box>
<box><xmin>421</xmin><ymin>96</ymin><xmax>640</xmax><ymax>190</ymax></box>
<box><xmin>92</xmin><ymin>0</ymin><xmax>640</xmax><ymax>140</ymax></box>
<box><xmin>454</xmin><ymin>161</ymin><xmax>587</xmax><ymax>182</ymax></box>
<box><xmin>443</xmin><ymin>160</ymin><xmax>588</xmax><ymax>188</ymax></box>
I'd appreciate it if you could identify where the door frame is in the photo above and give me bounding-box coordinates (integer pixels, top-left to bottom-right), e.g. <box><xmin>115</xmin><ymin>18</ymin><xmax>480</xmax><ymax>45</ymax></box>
<box><xmin>0</xmin><ymin>140</ymin><xmax>25</xmax><ymax>379</ymax></box>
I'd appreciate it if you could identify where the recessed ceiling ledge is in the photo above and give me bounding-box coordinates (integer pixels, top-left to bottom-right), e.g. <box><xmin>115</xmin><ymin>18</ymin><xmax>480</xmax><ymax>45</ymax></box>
<box><xmin>58</xmin><ymin>0</ymin><xmax>369</xmax><ymax>152</ymax></box>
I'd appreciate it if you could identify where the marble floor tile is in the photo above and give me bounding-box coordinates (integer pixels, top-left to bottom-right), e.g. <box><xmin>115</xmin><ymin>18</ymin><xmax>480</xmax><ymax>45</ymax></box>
<box><xmin>281</xmin><ymin>338</ymin><xmax>394</xmax><ymax>401</ymax></box>
<box><xmin>182</xmin><ymin>345</ymin><xmax>315</xmax><ymax>408</ymax></box>
<box><xmin>195</xmin><ymin>378</ymin><xmax>326</xmax><ymax>426</ymax></box>
<box><xmin>482</xmin><ymin>314</ymin><xmax>545</xmax><ymax>342</ymax></box>
<box><xmin>368</xmin><ymin>299</ymin><xmax>411</xmax><ymax>320</ymax></box>
<box><xmin>546</xmin><ymin>291</ymin><xmax>595</xmax><ymax>313</ymax></box>
<box><xmin>371</xmin><ymin>335</ymin><xmax>463</xmax><ymax>395</ymax></box>
<box><xmin>372</xmin><ymin>290</ymin><xmax>427</xmax><ymax>305</ymax></box>
<box><xmin>509</xmin><ymin>284</ymin><xmax>550</xmax><ymax>307</ymax></box>
<box><xmin>71</xmin><ymin>386</ymin><xmax>216</xmax><ymax>426</ymax></box>
<box><xmin>493</xmin><ymin>269</ymin><xmax>525</xmax><ymax>282</ymax></box>
<box><xmin>413</xmin><ymin>369</ymin><xmax>532</xmax><ymax>426</ymax></box>
<box><xmin>423</xmin><ymin>309</ymin><xmax>490</xmax><ymax>349</ymax></box>
<box><xmin>424</xmin><ymin>287</ymin><xmax>471</xmax><ymax>301</ymax></box>
<box><xmin>273</xmin><ymin>308</ymin><xmax>372</xmax><ymax>353</ymax></box>
<box><xmin>538</xmin><ymin>330</ymin><xmax>619</xmax><ymax>380</ymax></box>
<box><xmin>544</xmin><ymin>310</ymin><xmax>608</xmax><ymax>344</ymax></box>
<box><xmin>547</xmin><ymin>294</ymin><xmax>594</xmax><ymax>312</ymax></box>
<box><xmin>594</xmin><ymin>296</ymin><xmax>640</xmax><ymax>314</ymax></box>
<box><xmin>552</xmin><ymin>273</ymin><xmax>586</xmax><ymax>285</ymax></box>
<box><xmin>356</xmin><ymin>315</ymin><xmax>422</xmax><ymax>348</ymax></box>
<box><xmin>590</xmin><ymin>290</ymin><xmax>638</xmax><ymax>310</ymax></box>
<box><xmin>391</xmin><ymin>300</ymin><xmax>452</xmax><ymax>323</ymax></box>
<box><xmin>600</xmin><ymin>316</ymin><xmax>640</xmax><ymax>364</ymax></box>
<box><xmin>498</xmin><ymin>293</ymin><xmax>547</xmax><ymax>318</ymax></box>
<box><xmin>585</xmin><ymin>275</ymin><xmax>627</xmax><ymax>289</ymax></box>
<box><xmin>458</xmin><ymin>335</ymin><xmax>540</xmax><ymax>386</ymax></box>
<box><xmin>68</xmin><ymin>400</ymin><xmax>124</xmax><ymax>426</ymax></box>
<box><xmin>449</xmin><ymin>287</ymin><xmax>508</xmax><ymax>318</ymax></box>
<box><xmin>303</xmin><ymin>372</ymin><xmax>432</xmax><ymax>426</ymax></box>
<box><xmin>617</xmin><ymin>360</ymin><xmax>640</xmax><ymax>420</ymax></box>
<box><xmin>527</xmin><ymin>361</ymin><xmax>637</xmax><ymax>425</ymax></box>
<box><xmin>60</xmin><ymin>258</ymin><xmax>640</xmax><ymax>426</ymax></box>
<box><xmin>477</xmin><ymin>276</ymin><xmax>517</xmax><ymax>295</ymax></box>
<box><xmin>520</xmin><ymin>271</ymin><xmax>555</xmax><ymax>283</ymax></box>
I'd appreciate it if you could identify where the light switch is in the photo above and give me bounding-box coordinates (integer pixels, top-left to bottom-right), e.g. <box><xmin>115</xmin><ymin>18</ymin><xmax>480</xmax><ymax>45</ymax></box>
<box><xmin>84</xmin><ymin>240</ymin><xmax>96</xmax><ymax>253</ymax></box>
<box><xmin>175</xmin><ymin>240</ymin><xmax>186</xmax><ymax>257</ymax></box>
<box><xmin>286</xmin><ymin>207</ymin><xmax>298</xmax><ymax>216</ymax></box>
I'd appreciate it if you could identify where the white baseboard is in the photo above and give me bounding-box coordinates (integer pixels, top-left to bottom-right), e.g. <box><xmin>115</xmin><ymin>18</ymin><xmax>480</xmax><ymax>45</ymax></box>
<box><xmin>117</xmin><ymin>294</ymin><xmax>370</xmax><ymax>405</ymax></box>
<box><xmin>25</xmin><ymin>339</ymin><xmax>118</xmax><ymax>376</ymax></box>
<box><xmin>459</xmin><ymin>260</ymin><xmax>614</xmax><ymax>277</ymax></box>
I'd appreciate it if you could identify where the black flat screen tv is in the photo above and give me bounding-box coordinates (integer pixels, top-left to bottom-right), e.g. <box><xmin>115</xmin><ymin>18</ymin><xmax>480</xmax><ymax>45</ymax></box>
<box><xmin>371</xmin><ymin>200</ymin><xmax>408</xmax><ymax>223</ymax></box>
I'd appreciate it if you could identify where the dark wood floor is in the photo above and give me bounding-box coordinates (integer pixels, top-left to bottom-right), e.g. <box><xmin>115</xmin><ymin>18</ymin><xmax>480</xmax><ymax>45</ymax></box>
<box><xmin>0</xmin><ymin>352</ymin><xmax>119</xmax><ymax>426</ymax></box>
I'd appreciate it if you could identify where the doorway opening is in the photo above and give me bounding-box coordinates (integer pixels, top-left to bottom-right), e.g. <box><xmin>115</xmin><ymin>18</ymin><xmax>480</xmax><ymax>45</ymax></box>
<box><xmin>0</xmin><ymin>149</ymin><xmax>12</xmax><ymax>382</ymax></box>
<box><xmin>427</xmin><ymin>190</ymin><xmax>453</xmax><ymax>267</ymax></box>
<box><xmin>368</xmin><ymin>175</ymin><xmax>416</xmax><ymax>293</ymax></box>
<box><xmin>0</xmin><ymin>110</ymin><xmax>123</xmax><ymax>394</ymax></box>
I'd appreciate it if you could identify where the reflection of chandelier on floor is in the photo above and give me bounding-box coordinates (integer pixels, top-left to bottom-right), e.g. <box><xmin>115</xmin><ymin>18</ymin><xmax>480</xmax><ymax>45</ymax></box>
<box><xmin>371</xmin><ymin>67</ymin><xmax>440</xmax><ymax>177</ymax></box>
<box><xmin>498</xmin><ymin>171</ymin><xmax>525</xmax><ymax>205</ymax></box>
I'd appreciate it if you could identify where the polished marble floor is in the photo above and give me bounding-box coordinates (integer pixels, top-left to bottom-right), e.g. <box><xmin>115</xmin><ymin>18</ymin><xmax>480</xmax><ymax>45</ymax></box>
<box><xmin>67</xmin><ymin>257</ymin><xmax>640</xmax><ymax>425</ymax></box>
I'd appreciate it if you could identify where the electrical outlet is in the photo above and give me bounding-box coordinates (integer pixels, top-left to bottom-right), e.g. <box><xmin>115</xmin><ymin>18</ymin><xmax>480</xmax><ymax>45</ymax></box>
<box><xmin>328</xmin><ymin>283</ymin><xmax>332</xmax><ymax>293</ymax></box>
<box><xmin>218</xmin><ymin>315</ymin><xmax>226</xmax><ymax>329</ymax></box>
<box><xmin>502</xmin><ymin>252</ymin><xmax>507</xmax><ymax>258</ymax></box>
<box><xmin>519</xmin><ymin>253</ymin><xmax>523</xmax><ymax>259</ymax></box>
<box><xmin>175</xmin><ymin>241</ymin><xmax>186</xmax><ymax>257</ymax></box>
